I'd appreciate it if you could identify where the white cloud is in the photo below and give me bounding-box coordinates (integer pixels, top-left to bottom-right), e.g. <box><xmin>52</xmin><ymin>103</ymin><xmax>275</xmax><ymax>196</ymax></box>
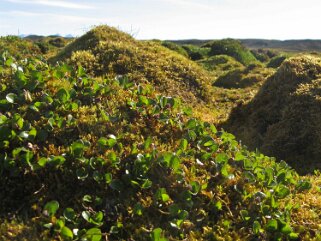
<box><xmin>155</xmin><ymin>0</ymin><xmax>222</xmax><ymax>12</ymax></box>
<box><xmin>0</xmin><ymin>10</ymin><xmax>127</xmax><ymax>36</ymax></box>
<box><xmin>5</xmin><ymin>0</ymin><xmax>94</xmax><ymax>9</ymax></box>
<box><xmin>1</xmin><ymin>10</ymin><xmax>110</xmax><ymax>23</ymax></box>
<box><xmin>1</xmin><ymin>0</ymin><xmax>321</xmax><ymax>39</ymax></box>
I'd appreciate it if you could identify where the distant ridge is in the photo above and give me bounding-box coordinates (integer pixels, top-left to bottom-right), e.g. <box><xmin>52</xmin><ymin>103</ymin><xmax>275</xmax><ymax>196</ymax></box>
<box><xmin>169</xmin><ymin>39</ymin><xmax>321</xmax><ymax>52</ymax></box>
<box><xmin>18</xmin><ymin>34</ymin><xmax>74</xmax><ymax>40</ymax></box>
<box><xmin>240</xmin><ymin>39</ymin><xmax>321</xmax><ymax>52</ymax></box>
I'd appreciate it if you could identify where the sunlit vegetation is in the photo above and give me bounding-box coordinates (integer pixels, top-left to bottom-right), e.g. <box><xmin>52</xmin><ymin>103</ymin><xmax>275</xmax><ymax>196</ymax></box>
<box><xmin>267</xmin><ymin>55</ymin><xmax>287</xmax><ymax>68</ymax></box>
<box><xmin>180</xmin><ymin>44</ymin><xmax>210</xmax><ymax>61</ymax></box>
<box><xmin>50</xmin><ymin>26</ymin><xmax>213</xmax><ymax>111</ymax></box>
<box><xmin>223</xmin><ymin>56</ymin><xmax>321</xmax><ymax>174</ymax></box>
<box><xmin>250</xmin><ymin>49</ymin><xmax>278</xmax><ymax>63</ymax></box>
<box><xmin>0</xmin><ymin>36</ymin><xmax>41</xmax><ymax>59</ymax></box>
<box><xmin>160</xmin><ymin>41</ymin><xmax>189</xmax><ymax>58</ymax></box>
<box><xmin>213</xmin><ymin>64</ymin><xmax>275</xmax><ymax>89</ymax></box>
<box><xmin>0</xmin><ymin>25</ymin><xmax>321</xmax><ymax>241</ymax></box>
<box><xmin>197</xmin><ymin>55</ymin><xmax>243</xmax><ymax>77</ymax></box>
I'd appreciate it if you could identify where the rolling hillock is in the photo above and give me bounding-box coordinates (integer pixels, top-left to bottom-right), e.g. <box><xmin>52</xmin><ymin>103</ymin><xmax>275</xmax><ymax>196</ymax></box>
<box><xmin>223</xmin><ymin>56</ymin><xmax>321</xmax><ymax>174</ymax></box>
<box><xmin>50</xmin><ymin>26</ymin><xmax>214</xmax><ymax>112</ymax></box>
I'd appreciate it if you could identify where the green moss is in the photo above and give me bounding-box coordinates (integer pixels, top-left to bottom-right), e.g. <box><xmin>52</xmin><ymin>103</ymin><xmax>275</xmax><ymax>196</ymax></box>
<box><xmin>2</xmin><ymin>30</ymin><xmax>321</xmax><ymax>241</ymax></box>
<box><xmin>213</xmin><ymin>63</ymin><xmax>274</xmax><ymax>89</ymax></box>
<box><xmin>50</xmin><ymin>25</ymin><xmax>214</xmax><ymax>108</ymax></box>
<box><xmin>197</xmin><ymin>55</ymin><xmax>243</xmax><ymax>74</ymax></box>
<box><xmin>48</xmin><ymin>37</ymin><xmax>67</xmax><ymax>48</ymax></box>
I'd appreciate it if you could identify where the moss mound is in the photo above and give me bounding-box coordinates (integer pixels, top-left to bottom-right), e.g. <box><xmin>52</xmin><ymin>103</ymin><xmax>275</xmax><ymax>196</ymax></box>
<box><xmin>213</xmin><ymin>64</ymin><xmax>274</xmax><ymax>89</ymax></box>
<box><xmin>223</xmin><ymin>56</ymin><xmax>321</xmax><ymax>173</ymax></box>
<box><xmin>50</xmin><ymin>25</ymin><xmax>213</xmax><ymax>107</ymax></box>
<box><xmin>204</xmin><ymin>39</ymin><xmax>258</xmax><ymax>66</ymax></box>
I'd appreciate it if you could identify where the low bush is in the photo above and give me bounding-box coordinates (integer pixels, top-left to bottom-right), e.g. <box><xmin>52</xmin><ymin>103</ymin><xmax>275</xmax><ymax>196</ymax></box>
<box><xmin>161</xmin><ymin>41</ymin><xmax>189</xmax><ymax>57</ymax></box>
<box><xmin>204</xmin><ymin>39</ymin><xmax>257</xmax><ymax>66</ymax></box>
<box><xmin>267</xmin><ymin>55</ymin><xmax>287</xmax><ymax>68</ymax></box>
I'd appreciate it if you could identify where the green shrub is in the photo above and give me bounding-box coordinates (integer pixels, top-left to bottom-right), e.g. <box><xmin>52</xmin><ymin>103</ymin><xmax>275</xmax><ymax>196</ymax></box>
<box><xmin>181</xmin><ymin>44</ymin><xmax>210</xmax><ymax>60</ymax></box>
<box><xmin>161</xmin><ymin>41</ymin><xmax>189</xmax><ymax>57</ymax></box>
<box><xmin>250</xmin><ymin>49</ymin><xmax>278</xmax><ymax>62</ymax></box>
<box><xmin>267</xmin><ymin>55</ymin><xmax>287</xmax><ymax>68</ymax></box>
<box><xmin>204</xmin><ymin>39</ymin><xmax>257</xmax><ymax>65</ymax></box>
<box><xmin>35</xmin><ymin>41</ymin><xmax>50</xmax><ymax>54</ymax></box>
<box><xmin>48</xmin><ymin>37</ymin><xmax>67</xmax><ymax>48</ymax></box>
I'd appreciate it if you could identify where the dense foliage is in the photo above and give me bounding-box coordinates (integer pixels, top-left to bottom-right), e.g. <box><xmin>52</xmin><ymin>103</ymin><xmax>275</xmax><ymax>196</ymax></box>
<box><xmin>161</xmin><ymin>41</ymin><xmax>189</xmax><ymax>58</ymax></box>
<box><xmin>0</xmin><ymin>51</ymin><xmax>315</xmax><ymax>241</ymax></box>
<box><xmin>267</xmin><ymin>55</ymin><xmax>287</xmax><ymax>68</ymax></box>
<box><xmin>0</xmin><ymin>36</ymin><xmax>41</xmax><ymax>59</ymax></box>
<box><xmin>250</xmin><ymin>49</ymin><xmax>278</xmax><ymax>63</ymax></box>
<box><xmin>213</xmin><ymin>64</ymin><xmax>274</xmax><ymax>89</ymax></box>
<box><xmin>204</xmin><ymin>39</ymin><xmax>257</xmax><ymax>66</ymax></box>
<box><xmin>181</xmin><ymin>44</ymin><xmax>210</xmax><ymax>61</ymax></box>
<box><xmin>1</xmin><ymin>25</ymin><xmax>321</xmax><ymax>241</ymax></box>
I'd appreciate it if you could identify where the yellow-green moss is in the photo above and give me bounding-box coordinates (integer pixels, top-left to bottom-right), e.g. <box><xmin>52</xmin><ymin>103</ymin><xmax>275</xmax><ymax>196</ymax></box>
<box><xmin>50</xmin><ymin>25</ymin><xmax>214</xmax><ymax>109</ymax></box>
<box><xmin>223</xmin><ymin>55</ymin><xmax>321</xmax><ymax>174</ymax></box>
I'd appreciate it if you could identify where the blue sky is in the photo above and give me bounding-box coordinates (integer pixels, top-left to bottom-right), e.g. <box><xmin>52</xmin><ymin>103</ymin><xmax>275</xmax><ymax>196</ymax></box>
<box><xmin>0</xmin><ymin>0</ymin><xmax>321</xmax><ymax>39</ymax></box>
